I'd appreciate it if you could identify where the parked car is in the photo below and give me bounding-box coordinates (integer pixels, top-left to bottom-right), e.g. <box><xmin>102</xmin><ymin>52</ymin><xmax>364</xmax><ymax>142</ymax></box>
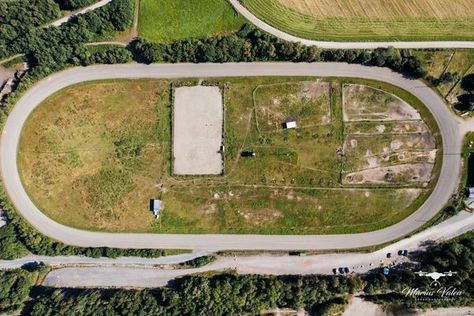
<box><xmin>240</xmin><ymin>151</ymin><xmax>256</xmax><ymax>157</ymax></box>
<box><xmin>344</xmin><ymin>267</ymin><xmax>350</xmax><ymax>274</ymax></box>
<box><xmin>402</xmin><ymin>250</ymin><xmax>409</xmax><ymax>256</ymax></box>
<box><xmin>398</xmin><ymin>250</ymin><xmax>403</xmax><ymax>256</ymax></box>
<box><xmin>338</xmin><ymin>267</ymin><xmax>345</xmax><ymax>274</ymax></box>
<box><xmin>386</xmin><ymin>252</ymin><xmax>392</xmax><ymax>258</ymax></box>
<box><xmin>332</xmin><ymin>268</ymin><xmax>338</xmax><ymax>275</ymax></box>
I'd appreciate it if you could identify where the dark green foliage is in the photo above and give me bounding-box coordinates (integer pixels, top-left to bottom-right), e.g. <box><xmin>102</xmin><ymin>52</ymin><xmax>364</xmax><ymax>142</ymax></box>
<box><xmin>55</xmin><ymin>0</ymin><xmax>95</xmax><ymax>10</ymax></box>
<box><xmin>0</xmin><ymin>224</ymin><xmax>29</xmax><ymax>259</ymax></box>
<box><xmin>28</xmin><ymin>273</ymin><xmax>362</xmax><ymax>315</ymax></box>
<box><xmin>85</xmin><ymin>46</ymin><xmax>133</xmax><ymax>65</ymax></box>
<box><xmin>180</xmin><ymin>255</ymin><xmax>215</xmax><ymax>268</ymax></box>
<box><xmin>364</xmin><ymin>234</ymin><xmax>474</xmax><ymax>308</ymax></box>
<box><xmin>0</xmin><ymin>270</ymin><xmax>34</xmax><ymax>313</ymax></box>
<box><xmin>0</xmin><ymin>0</ymin><xmax>61</xmax><ymax>56</ymax></box>
<box><xmin>461</xmin><ymin>74</ymin><xmax>474</xmax><ymax>93</ymax></box>
<box><xmin>4</xmin><ymin>0</ymin><xmax>134</xmax><ymax>77</ymax></box>
<box><xmin>131</xmin><ymin>25</ymin><xmax>426</xmax><ymax>78</ymax></box>
<box><xmin>456</xmin><ymin>74</ymin><xmax>474</xmax><ymax>111</ymax></box>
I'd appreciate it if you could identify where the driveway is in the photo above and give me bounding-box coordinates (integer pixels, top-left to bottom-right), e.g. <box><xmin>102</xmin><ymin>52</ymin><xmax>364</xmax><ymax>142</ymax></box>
<box><xmin>0</xmin><ymin>63</ymin><xmax>462</xmax><ymax>250</ymax></box>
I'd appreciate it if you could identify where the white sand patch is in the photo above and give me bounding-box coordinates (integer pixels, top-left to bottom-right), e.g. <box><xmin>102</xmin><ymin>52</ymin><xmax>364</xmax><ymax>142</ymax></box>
<box><xmin>173</xmin><ymin>86</ymin><xmax>223</xmax><ymax>175</ymax></box>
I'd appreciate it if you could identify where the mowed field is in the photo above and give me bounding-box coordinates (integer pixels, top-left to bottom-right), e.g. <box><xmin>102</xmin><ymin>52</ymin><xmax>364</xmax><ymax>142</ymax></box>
<box><xmin>242</xmin><ymin>0</ymin><xmax>474</xmax><ymax>41</ymax></box>
<box><xmin>138</xmin><ymin>0</ymin><xmax>245</xmax><ymax>42</ymax></box>
<box><xmin>18</xmin><ymin>77</ymin><xmax>440</xmax><ymax>234</ymax></box>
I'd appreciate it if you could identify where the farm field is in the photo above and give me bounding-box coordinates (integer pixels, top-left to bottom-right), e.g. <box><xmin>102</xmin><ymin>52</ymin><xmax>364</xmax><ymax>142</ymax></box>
<box><xmin>241</xmin><ymin>0</ymin><xmax>474</xmax><ymax>41</ymax></box>
<box><xmin>18</xmin><ymin>77</ymin><xmax>440</xmax><ymax>234</ymax></box>
<box><xmin>138</xmin><ymin>0</ymin><xmax>245</xmax><ymax>42</ymax></box>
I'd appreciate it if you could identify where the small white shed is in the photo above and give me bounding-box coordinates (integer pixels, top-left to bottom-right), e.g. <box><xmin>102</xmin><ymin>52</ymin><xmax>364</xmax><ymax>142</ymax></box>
<box><xmin>283</xmin><ymin>121</ymin><xmax>297</xmax><ymax>129</ymax></box>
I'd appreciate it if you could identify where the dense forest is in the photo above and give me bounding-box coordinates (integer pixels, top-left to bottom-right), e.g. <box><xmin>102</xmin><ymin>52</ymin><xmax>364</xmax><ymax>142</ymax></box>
<box><xmin>0</xmin><ymin>233</ymin><xmax>471</xmax><ymax>315</ymax></box>
<box><xmin>0</xmin><ymin>0</ymin><xmax>61</xmax><ymax>50</ymax></box>
<box><xmin>55</xmin><ymin>0</ymin><xmax>97</xmax><ymax>10</ymax></box>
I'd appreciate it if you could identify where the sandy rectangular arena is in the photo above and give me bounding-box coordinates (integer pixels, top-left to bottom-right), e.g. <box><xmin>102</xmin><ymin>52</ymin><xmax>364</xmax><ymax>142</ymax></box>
<box><xmin>173</xmin><ymin>86</ymin><xmax>223</xmax><ymax>175</ymax></box>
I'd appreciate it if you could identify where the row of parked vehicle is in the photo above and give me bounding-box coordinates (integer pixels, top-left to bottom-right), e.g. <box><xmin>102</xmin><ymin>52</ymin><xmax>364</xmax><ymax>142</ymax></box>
<box><xmin>386</xmin><ymin>249</ymin><xmax>409</xmax><ymax>258</ymax></box>
<box><xmin>332</xmin><ymin>267</ymin><xmax>351</xmax><ymax>274</ymax></box>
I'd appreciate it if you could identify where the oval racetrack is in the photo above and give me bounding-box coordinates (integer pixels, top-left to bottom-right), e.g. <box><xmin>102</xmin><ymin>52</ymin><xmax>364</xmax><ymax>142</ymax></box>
<box><xmin>0</xmin><ymin>63</ymin><xmax>462</xmax><ymax>251</ymax></box>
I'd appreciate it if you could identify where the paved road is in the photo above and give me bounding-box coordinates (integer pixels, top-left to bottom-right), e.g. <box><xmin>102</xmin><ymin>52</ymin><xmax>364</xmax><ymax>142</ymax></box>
<box><xmin>42</xmin><ymin>211</ymin><xmax>474</xmax><ymax>288</ymax></box>
<box><xmin>50</xmin><ymin>0</ymin><xmax>112</xmax><ymax>27</ymax></box>
<box><xmin>228</xmin><ymin>0</ymin><xmax>474</xmax><ymax>49</ymax></box>
<box><xmin>0</xmin><ymin>250</ymin><xmax>208</xmax><ymax>270</ymax></box>
<box><xmin>0</xmin><ymin>63</ymin><xmax>462</xmax><ymax>251</ymax></box>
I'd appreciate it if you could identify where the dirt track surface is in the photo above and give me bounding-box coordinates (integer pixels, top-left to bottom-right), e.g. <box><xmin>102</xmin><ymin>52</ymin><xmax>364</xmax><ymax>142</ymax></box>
<box><xmin>173</xmin><ymin>86</ymin><xmax>223</xmax><ymax>175</ymax></box>
<box><xmin>0</xmin><ymin>63</ymin><xmax>463</xmax><ymax>250</ymax></box>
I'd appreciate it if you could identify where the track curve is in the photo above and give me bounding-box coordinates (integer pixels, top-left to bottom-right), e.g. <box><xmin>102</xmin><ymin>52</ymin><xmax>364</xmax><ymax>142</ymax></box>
<box><xmin>0</xmin><ymin>63</ymin><xmax>462</xmax><ymax>250</ymax></box>
<box><xmin>228</xmin><ymin>0</ymin><xmax>474</xmax><ymax>49</ymax></box>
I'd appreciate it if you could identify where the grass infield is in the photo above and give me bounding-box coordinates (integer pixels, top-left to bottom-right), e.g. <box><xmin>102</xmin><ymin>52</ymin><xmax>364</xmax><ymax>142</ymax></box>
<box><xmin>18</xmin><ymin>77</ymin><xmax>441</xmax><ymax>234</ymax></box>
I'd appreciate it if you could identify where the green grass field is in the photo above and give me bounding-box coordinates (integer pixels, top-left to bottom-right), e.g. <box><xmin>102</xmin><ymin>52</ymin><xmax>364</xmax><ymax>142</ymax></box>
<box><xmin>138</xmin><ymin>0</ymin><xmax>245</xmax><ymax>42</ymax></box>
<box><xmin>18</xmin><ymin>77</ymin><xmax>440</xmax><ymax>234</ymax></box>
<box><xmin>241</xmin><ymin>0</ymin><xmax>474</xmax><ymax>41</ymax></box>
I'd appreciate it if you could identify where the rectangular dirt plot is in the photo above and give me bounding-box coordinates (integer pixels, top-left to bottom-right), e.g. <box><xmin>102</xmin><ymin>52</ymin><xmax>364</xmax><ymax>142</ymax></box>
<box><xmin>173</xmin><ymin>86</ymin><xmax>223</xmax><ymax>175</ymax></box>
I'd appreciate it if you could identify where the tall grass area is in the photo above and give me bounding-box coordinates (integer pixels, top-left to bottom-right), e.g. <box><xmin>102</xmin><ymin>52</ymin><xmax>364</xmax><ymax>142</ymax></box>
<box><xmin>241</xmin><ymin>0</ymin><xmax>474</xmax><ymax>41</ymax></box>
<box><xmin>138</xmin><ymin>0</ymin><xmax>245</xmax><ymax>42</ymax></box>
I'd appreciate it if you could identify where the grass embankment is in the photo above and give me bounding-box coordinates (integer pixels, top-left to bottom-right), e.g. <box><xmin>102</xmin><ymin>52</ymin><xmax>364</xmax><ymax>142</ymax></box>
<box><xmin>19</xmin><ymin>77</ymin><xmax>440</xmax><ymax>234</ymax></box>
<box><xmin>241</xmin><ymin>0</ymin><xmax>474</xmax><ymax>41</ymax></box>
<box><xmin>138</xmin><ymin>0</ymin><xmax>245</xmax><ymax>42</ymax></box>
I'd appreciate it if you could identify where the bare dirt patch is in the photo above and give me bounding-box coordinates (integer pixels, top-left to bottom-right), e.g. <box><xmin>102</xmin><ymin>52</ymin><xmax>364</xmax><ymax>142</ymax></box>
<box><xmin>343</xmin><ymin>84</ymin><xmax>421</xmax><ymax>122</ymax></box>
<box><xmin>173</xmin><ymin>86</ymin><xmax>223</xmax><ymax>175</ymax></box>
<box><xmin>345</xmin><ymin>120</ymin><xmax>430</xmax><ymax>135</ymax></box>
<box><xmin>344</xmin><ymin>133</ymin><xmax>436</xmax><ymax>171</ymax></box>
<box><xmin>343</xmin><ymin>163</ymin><xmax>434</xmax><ymax>185</ymax></box>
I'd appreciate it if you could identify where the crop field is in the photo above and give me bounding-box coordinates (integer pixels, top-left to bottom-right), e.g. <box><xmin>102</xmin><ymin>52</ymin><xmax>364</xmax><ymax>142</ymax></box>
<box><xmin>138</xmin><ymin>0</ymin><xmax>245</xmax><ymax>42</ymax></box>
<box><xmin>18</xmin><ymin>78</ymin><xmax>440</xmax><ymax>234</ymax></box>
<box><xmin>241</xmin><ymin>0</ymin><xmax>474</xmax><ymax>41</ymax></box>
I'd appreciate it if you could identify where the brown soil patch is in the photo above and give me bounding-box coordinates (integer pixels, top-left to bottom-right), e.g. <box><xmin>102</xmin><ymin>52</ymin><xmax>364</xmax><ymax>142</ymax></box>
<box><xmin>343</xmin><ymin>163</ymin><xmax>434</xmax><ymax>184</ymax></box>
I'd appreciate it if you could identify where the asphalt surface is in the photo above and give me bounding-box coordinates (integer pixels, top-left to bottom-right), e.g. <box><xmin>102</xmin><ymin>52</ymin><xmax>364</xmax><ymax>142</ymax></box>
<box><xmin>228</xmin><ymin>0</ymin><xmax>474</xmax><ymax>49</ymax></box>
<box><xmin>41</xmin><ymin>211</ymin><xmax>474</xmax><ymax>288</ymax></box>
<box><xmin>50</xmin><ymin>0</ymin><xmax>112</xmax><ymax>27</ymax></box>
<box><xmin>0</xmin><ymin>250</ymin><xmax>209</xmax><ymax>270</ymax></box>
<box><xmin>0</xmin><ymin>63</ymin><xmax>462</xmax><ymax>250</ymax></box>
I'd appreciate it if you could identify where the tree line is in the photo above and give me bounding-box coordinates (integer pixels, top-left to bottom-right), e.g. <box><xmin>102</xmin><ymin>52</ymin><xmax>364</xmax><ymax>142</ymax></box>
<box><xmin>131</xmin><ymin>24</ymin><xmax>426</xmax><ymax>78</ymax></box>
